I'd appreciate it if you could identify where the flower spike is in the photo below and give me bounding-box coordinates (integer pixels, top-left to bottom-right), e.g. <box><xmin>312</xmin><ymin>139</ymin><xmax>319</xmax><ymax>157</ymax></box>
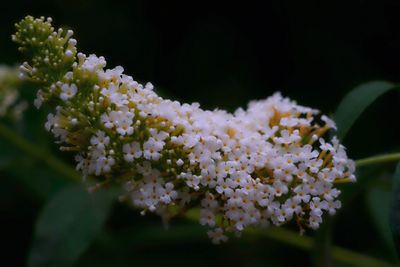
<box><xmin>13</xmin><ymin>16</ymin><xmax>355</xmax><ymax>244</ymax></box>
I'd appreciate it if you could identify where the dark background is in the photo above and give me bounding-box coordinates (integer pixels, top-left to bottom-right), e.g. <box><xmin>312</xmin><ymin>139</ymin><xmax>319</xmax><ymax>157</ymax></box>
<box><xmin>1</xmin><ymin>1</ymin><xmax>400</xmax><ymax>266</ymax></box>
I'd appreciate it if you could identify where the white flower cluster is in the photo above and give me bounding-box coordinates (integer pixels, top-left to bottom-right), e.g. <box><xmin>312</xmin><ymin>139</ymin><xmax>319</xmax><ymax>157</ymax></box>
<box><xmin>0</xmin><ymin>65</ymin><xmax>27</xmax><ymax>120</ymax></box>
<box><xmin>14</xmin><ymin>16</ymin><xmax>356</xmax><ymax>244</ymax></box>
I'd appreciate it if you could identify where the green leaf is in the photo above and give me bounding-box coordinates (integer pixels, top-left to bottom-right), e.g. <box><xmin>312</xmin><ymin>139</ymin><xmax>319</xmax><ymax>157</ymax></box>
<box><xmin>27</xmin><ymin>184</ymin><xmax>115</xmax><ymax>267</ymax></box>
<box><xmin>390</xmin><ymin>163</ymin><xmax>400</xmax><ymax>258</ymax></box>
<box><xmin>334</xmin><ymin>81</ymin><xmax>396</xmax><ymax>140</ymax></box>
<box><xmin>8</xmin><ymin>161</ymin><xmax>73</xmax><ymax>201</ymax></box>
<box><xmin>367</xmin><ymin>187</ymin><xmax>397</xmax><ymax>258</ymax></box>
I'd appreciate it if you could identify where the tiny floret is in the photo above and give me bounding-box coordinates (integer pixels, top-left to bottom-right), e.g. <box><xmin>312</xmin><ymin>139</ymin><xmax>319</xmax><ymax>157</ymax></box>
<box><xmin>60</xmin><ymin>83</ymin><xmax>77</xmax><ymax>101</ymax></box>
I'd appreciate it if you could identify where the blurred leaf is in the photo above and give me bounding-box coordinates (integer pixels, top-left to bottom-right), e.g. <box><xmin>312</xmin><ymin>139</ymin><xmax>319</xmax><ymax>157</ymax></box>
<box><xmin>27</xmin><ymin>184</ymin><xmax>115</xmax><ymax>267</ymax></box>
<box><xmin>0</xmin><ymin>122</ymin><xmax>80</xmax><ymax>182</ymax></box>
<box><xmin>367</xmin><ymin>187</ymin><xmax>397</xmax><ymax>258</ymax></box>
<box><xmin>8</xmin><ymin>161</ymin><xmax>73</xmax><ymax>201</ymax></box>
<box><xmin>0</xmin><ymin>137</ymin><xmax>74</xmax><ymax>202</ymax></box>
<box><xmin>390</xmin><ymin>163</ymin><xmax>400</xmax><ymax>258</ymax></box>
<box><xmin>334</xmin><ymin>81</ymin><xmax>396</xmax><ymax>140</ymax></box>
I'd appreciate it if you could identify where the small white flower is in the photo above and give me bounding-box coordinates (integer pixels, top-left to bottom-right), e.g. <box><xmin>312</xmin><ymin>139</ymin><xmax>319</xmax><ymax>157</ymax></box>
<box><xmin>95</xmin><ymin>155</ymin><xmax>115</xmax><ymax>175</ymax></box>
<box><xmin>159</xmin><ymin>182</ymin><xmax>177</xmax><ymax>204</ymax></box>
<box><xmin>123</xmin><ymin>142</ymin><xmax>142</xmax><ymax>162</ymax></box>
<box><xmin>81</xmin><ymin>54</ymin><xmax>106</xmax><ymax>72</ymax></box>
<box><xmin>207</xmin><ymin>228</ymin><xmax>228</xmax><ymax>244</ymax></box>
<box><xmin>90</xmin><ymin>131</ymin><xmax>110</xmax><ymax>150</ymax></box>
<box><xmin>60</xmin><ymin>83</ymin><xmax>77</xmax><ymax>101</ymax></box>
<box><xmin>322</xmin><ymin>115</ymin><xmax>337</xmax><ymax>130</ymax></box>
<box><xmin>200</xmin><ymin>209</ymin><xmax>216</xmax><ymax>227</ymax></box>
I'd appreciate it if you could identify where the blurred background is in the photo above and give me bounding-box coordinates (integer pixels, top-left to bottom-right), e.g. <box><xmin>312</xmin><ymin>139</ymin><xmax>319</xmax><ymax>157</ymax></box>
<box><xmin>1</xmin><ymin>1</ymin><xmax>400</xmax><ymax>266</ymax></box>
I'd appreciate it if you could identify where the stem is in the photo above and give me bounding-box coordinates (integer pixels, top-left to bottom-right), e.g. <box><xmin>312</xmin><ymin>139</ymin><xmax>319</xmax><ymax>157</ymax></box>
<box><xmin>334</xmin><ymin>178</ymin><xmax>353</xmax><ymax>184</ymax></box>
<box><xmin>356</xmin><ymin>153</ymin><xmax>400</xmax><ymax>167</ymax></box>
<box><xmin>247</xmin><ymin>228</ymin><xmax>395</xmax><ymax>267</ymax></box>
<box><xmin>0</xmin><ymin>122</ymin><xmax>80</xmax><ymax>181</ymax></box>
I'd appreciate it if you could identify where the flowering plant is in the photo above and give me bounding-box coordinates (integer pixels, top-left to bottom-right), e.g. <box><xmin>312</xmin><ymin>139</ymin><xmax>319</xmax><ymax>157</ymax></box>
<box><xmin>12</xmin><ymin>16</ymin><xmax>357</xmax><ymax>243</ymax></box>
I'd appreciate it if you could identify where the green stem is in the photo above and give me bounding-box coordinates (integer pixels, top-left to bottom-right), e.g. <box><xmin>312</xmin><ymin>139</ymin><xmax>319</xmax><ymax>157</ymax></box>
<box><xmin>0</xmin><ymin>122</ymin><xmax>80</xmax><ymax>181</ymax></box>
<box><xmin>356</xmin><ymin>153</ymin><xmax>400</xmax><ymax>167</ymax></box>
<box><xmin>247</xmin><ymin>227</ymin><xmax>395</xmax><ymax>267</ymax></box>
